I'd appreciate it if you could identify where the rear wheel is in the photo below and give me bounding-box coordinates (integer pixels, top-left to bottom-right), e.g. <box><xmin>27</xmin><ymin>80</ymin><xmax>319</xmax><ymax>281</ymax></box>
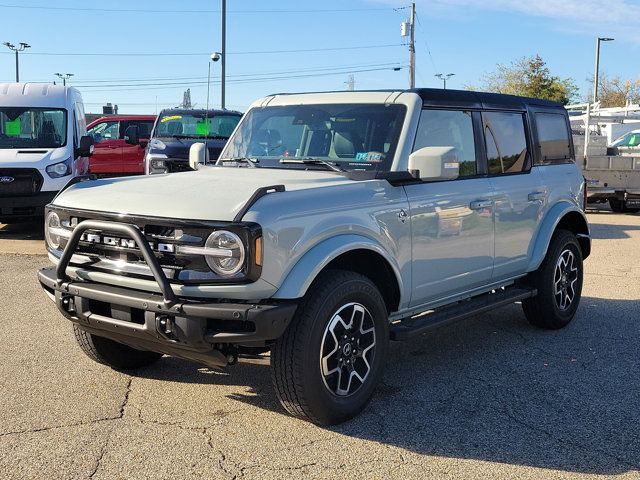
<box><xmin>271</xmin><ymin>270</ymin><xmax>389</xmax><ymax>425</ymax></box>
<box><xmin>522</xmin><ymin>230</ymin><xmax>584</xmax><ymax>329</ymax></box>
<box><xmin>73</xmin><ymin>325</ymin><xmax>163</xmax><ymax>370</ymax></box>
<box><xmin>609</xmin><ymin>198</ymin><xmax>639</xmax><ymax>213</ymax></box>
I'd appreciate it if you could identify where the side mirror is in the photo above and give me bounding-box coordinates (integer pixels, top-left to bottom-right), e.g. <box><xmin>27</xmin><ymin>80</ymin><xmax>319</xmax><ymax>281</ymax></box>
<box><xmin>189</xmin><ymin>142</ymin><xmax>209</xmax><ymax>170</ymax></box>
<box><xmin>124</xmin><ymin>125</ymin><xmax>139</xmax><ymax>145</ymax></box>
<box><xmin>408</xmin><ymin>146</ymin><xmax>459</xmax><ymax>181</ymax></box>
<box><xmin>78</xmin><ymin>135</ymin><xmax>94</xmax><ymax>157</ymax></box>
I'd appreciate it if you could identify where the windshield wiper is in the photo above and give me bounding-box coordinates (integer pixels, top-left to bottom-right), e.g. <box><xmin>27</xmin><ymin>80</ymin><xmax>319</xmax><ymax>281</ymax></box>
<box><xmin>218</xmin><ymin>157</ymin><xmax>260</xmax><ymax>168</ymax></box>
<box><xmin>279</xmin><ymin>158</ymin><xmax>346</xmax><ymax>172</ymax></box>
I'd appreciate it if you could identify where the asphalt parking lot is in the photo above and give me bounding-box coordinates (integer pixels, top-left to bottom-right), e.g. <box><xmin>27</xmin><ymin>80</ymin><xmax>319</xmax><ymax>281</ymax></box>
<box><xmin>0</xmin><ymin>210</ymin><xmax>638</xmax><ymax>480</ymax></box>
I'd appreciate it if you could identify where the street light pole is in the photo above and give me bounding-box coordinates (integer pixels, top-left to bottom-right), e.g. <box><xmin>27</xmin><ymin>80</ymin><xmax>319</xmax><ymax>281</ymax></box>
<box><xmin>54</xmin><ymin>73</ymin><xmax>74</xmax><ymax>86</ymax></box>
<box><xmin>3</xmin><ymin>42</ymin><xmax>30</xmax><ymax>82</ymax></box>
<box><xmin>221</xmin><ymin>0</ymin><xmax>226</xmax><ymax>110</ymax></box>
<box><xmin>593</xmin><ymin>37</ymin><xmax>614</xmax><ymax>103</ymax></box>
<box><xmin>435</xmin><ymin>73</ymin><xmax>455</xmax><ymax>89</ymax></box>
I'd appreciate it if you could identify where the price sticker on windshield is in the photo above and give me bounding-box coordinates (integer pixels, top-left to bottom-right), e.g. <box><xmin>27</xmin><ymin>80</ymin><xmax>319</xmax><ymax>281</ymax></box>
<box><xmin>355</xmin><ymin>152</ymin><xmax>385</xmax><ymax>163</ymax></box>
<box><xmin>160</xmin><ymin>115</ymin><xmax>182</xmax><ymax>123</ymax></box>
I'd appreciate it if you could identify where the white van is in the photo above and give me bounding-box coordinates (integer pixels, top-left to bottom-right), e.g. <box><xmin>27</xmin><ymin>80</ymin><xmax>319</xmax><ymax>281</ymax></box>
<box><xmin>0</xmin><ymin>83</ymin><xmax>93</xmax><ymax>223</ymax></box>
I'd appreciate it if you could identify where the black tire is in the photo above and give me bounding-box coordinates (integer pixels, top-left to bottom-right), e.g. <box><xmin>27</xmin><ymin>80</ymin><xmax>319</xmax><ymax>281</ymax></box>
<box><xmin>609</xmin><ymin>198</ymin><xmax>625</xmax><ymax>213</ymax></box>
<box><xmin>73</xmin><ymin>325</ymin><xmax>163</xmax><ymax>370</ymax></box>
<box><xmin>271</xmin><ymin>270</ymin><xmax>389</xmax><ymax>425</ymax></box>
<box><xmin>522</xmin><ymin>230</ymin><xmax>583</xmax><ymax>329</ymax></box>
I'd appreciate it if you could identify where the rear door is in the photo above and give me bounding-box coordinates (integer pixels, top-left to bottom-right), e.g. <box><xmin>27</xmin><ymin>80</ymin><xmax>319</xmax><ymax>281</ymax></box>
<box><xmin>483</xmin><ymin>110</ymin><xmax>545</xmax><ymax>280</ymax></box>
<box><xmin>87</xmin><ymin>120</ymin><xmax>123</xmax><ymax>174</ymax></box>
<box><xmin>122</xmin><ymin>120</ymin><xmax>154</xmax><ymax>174</ymax></box>
<box><xmin>404</xmin><ymin>108</ymin><xmax>495</xmax><ymax>307</ymax></box>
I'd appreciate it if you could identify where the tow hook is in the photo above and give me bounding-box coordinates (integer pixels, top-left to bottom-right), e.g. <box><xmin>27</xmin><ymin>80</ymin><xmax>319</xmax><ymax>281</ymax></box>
<box><xmin>214</xmin><ymin>344</ymin><xmax>238</xmax><ymax>365</ymax></box>
<box><xmin>156</xmin><ymin>314</ymin><xmax>177</xmax><ymax>342</ymax></box>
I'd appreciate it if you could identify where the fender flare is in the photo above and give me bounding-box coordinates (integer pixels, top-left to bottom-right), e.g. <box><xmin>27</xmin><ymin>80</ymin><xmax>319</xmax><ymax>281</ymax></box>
<box><xmin>528</xmin><ymin>202</ymin><xmax>590</xmax><ymax>272</ymax></box>
<box><xmin>272</xmin><ymin>234</ymin><xmax>404</xmax><ymax>302</ymax></box>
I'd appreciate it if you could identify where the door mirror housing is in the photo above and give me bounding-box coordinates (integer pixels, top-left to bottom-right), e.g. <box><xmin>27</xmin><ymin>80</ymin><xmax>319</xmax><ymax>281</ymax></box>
<box><xmin>408</xmin><ymin>146</ymin><xmax>459</xmax><ymax>181</ymax></box>
<box><xmin>124</xmin><ymin>125</ymin><xmax>139</xmax><ymax>145</ymax></box>
<box><xmin>189</xmin><ymin>142</ymin><xmax>210</xmax><ymax>170</ymax></box>
<box><xmin>77</xmin><ymin>135</ymin><xmax>94</xmax><ymax>157</ymax></box>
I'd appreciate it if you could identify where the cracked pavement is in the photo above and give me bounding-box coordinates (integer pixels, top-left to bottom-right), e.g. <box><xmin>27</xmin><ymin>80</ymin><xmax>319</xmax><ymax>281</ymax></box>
<box><xmin>0</xmin><ymin>210</ymin><xmax>639</xmax><ymax>479</ymax></box>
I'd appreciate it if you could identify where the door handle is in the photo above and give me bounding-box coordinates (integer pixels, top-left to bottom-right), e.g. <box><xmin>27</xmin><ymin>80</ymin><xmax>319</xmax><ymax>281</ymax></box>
<box><xmin>528</xmin><ymin>191</ymin><xmax>546</xmax><ymax>202</ymax></box>
<box><xmin>470</xmin><ymin>199</ymin><xmax>492</xmax><ymax>210</ymax></box>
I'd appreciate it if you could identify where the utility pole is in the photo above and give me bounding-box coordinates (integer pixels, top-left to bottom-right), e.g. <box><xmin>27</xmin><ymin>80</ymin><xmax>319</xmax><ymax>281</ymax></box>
<box><xmin>345</xmin><ymin>74</ymin><xmax>355</xmax><ymax>91</ymax></box>
<box><xmin>221</xmin><ymin>0</ymin><xmax>226</xmax><ymax>110</ymax></box>
<box><xmin>435</xmin><ymin>73</ymin><xmax>455</xmax><ymax>89</ymax></box>
<box><xmin>3</xmin><ymin>42</ymin><xmax>30</xmax><ymax>82</ymax></box>
<box><xmin>409</xmin><ymin>2</ymin><xmax>415</xmax><ymax>88</ymax></box>
<box><xmin>54</xmin><ymin>73</ymin><xmax>73</xmax><ymax>86</ymax></box>
<box><xmin>593</xmin><ymin>37</ymin><xmax>614</xmax><ymax>103</ymax></box>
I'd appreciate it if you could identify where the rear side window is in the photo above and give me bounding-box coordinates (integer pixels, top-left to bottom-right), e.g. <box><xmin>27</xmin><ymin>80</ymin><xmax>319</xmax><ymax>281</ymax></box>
<box><xmin>535</xmin><ymin>113</ymin><xmax>572</xmax><ymax>163</ymax></box>
<box><xmin>483</xmin><ymin>112</ymin><xmax>529</xmax><ymax>175</ymax></box>
<box><xmin>413</xmin><ymin>109</ymin><xmax>477</xmax><ymax>177</ymax></box>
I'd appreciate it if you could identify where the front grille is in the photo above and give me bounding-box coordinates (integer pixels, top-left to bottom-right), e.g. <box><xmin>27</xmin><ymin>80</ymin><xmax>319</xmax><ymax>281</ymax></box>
<box><xmin>167</xmin><ymin>160</ymin><xmax>192</xmax><ymax>173</ymax></box>
<box><xmin>0</xmin><ymin>168</ymin><xmax>43</xmax><ymax>197</ymax></box>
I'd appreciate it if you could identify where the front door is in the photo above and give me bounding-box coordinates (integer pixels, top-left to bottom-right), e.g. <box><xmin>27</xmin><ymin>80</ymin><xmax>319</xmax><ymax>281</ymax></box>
<box><xmin>405</xmin><ymin>108</ymin><xmax>495</xmax><ymax>307</ymax></box>
<box><xmin>87</xmin><ymin>120</ymin><xmax>123</xmax><ymax>174</ymax></box>
<box><xmin>122</xmin><ymin>120</ymin><xmax>154</xmax><ymax>174</ymax></box>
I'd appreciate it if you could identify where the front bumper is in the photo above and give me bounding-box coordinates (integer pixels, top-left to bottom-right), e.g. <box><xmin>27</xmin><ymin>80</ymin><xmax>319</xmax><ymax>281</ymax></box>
<box><xmin>0</xmin><ymin>191</ymin><xmax>57</xmax><ymax>218</ymax></box>
<box><xmin>38</xmin><ymin>267</ymin><xmax>296</xmax><ymax>367</ymax></box>
<box><xmin>38</xmin><ymin>218</ymin><xmax>296</xmax><ymax>368</ymax></box>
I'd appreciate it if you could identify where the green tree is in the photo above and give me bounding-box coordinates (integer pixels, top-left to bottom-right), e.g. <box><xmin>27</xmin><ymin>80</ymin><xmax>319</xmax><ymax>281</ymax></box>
<box><xmin>592</xmin><ymin>73</ymin><xmax>640</xmax><ymax>107</ymax></box>
<box><xmin>469</xmin><ymin>55</ymin><xmax>578</xmax><ymax>105</ymax></box>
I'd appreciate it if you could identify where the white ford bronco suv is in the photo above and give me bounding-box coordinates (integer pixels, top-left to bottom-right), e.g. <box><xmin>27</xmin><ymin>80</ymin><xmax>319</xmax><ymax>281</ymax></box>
<box><xmin>38</xmin><ymin>89</ymin><xmax>590</xmax><ymax>425</ymax></box>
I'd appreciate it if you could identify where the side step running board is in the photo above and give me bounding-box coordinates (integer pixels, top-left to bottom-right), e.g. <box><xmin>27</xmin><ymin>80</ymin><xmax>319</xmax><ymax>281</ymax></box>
<box><xmin>390</xmin><ymin>287</ymin><xmax>537</xmax><ymax>341</ymax></box>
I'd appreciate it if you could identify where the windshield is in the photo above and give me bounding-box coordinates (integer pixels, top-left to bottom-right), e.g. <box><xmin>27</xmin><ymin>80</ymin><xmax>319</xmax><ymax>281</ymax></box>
<box><xmin>0</xmin><ymin>107</ymin><xmax>67</xmax><ymax>149</ymax></box>
<box><xmin>154</xmin><ymin>112</ymin><xmax>241</xmax><ymax>139</ymax></box>
<box><xmin>613</xmin><ymin>131</ymin><xmax>640</xmax><ymax>148</ymax></box>
<box><xmin>220</xmin><ymin>104</ymin><xmax>406</xmax><ymax>172</ymax></box>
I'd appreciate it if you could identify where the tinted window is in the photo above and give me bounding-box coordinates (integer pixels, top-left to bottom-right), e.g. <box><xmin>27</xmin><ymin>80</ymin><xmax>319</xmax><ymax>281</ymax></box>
<box><xmin>535</xmin><ymin>113</ymin><xmax>571</xmax><ymax>163</ymax></box>
<box><xmin>137</xmin><ymin>121</ymin><xmax>154</xmax><ymax>138</ymax></box>
<box><xmin>483</xmin><ymin>112</ymin><xmax>529</xmax><ymax>175</ymax></box>
<box><xmin>413</xmin><ymin>109</ymin><xmax>477</xmax><ymax>177</ymax></box>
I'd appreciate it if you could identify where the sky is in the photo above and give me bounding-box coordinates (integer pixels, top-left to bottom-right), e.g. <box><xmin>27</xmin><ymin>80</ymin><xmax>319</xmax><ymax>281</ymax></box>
<box><xmin>1</xmin><ymin>0</ymin><xmax>638</xmax><ymax>114</ymax></box>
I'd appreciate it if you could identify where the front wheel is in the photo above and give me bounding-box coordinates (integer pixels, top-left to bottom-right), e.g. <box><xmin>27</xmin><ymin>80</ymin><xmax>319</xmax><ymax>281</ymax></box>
<box><xmin>522</xmin><ymin>230</ymin><xmax>584</xmax><ymax>329</ymax></box>
<box><xmin>271</xmin><ymin>270</ymin><xmax>389</xmax><ymax>425</ymax></box>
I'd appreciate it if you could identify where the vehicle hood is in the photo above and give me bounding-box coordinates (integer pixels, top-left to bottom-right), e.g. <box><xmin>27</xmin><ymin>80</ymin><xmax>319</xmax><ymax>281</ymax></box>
<box><xmin>151</xmin><ymin>137</ymin><xmax>228</xmax><ymax>160</ymax></box>
<box><xmin>52</xmin><ymin>166</ymin><xmax>357</xmax><ymax>221</ymax></box>
<box><xmin>0</xmin><ymin>148</ymin><xmax>68</xmax><ymax>169</ymax></box>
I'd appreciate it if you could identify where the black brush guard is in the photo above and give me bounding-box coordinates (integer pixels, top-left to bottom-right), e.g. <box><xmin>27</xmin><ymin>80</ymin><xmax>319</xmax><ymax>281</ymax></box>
<box><xmin>38</xmin><ymin>220</ymin><xmax>297</xmax><ymax>368</ymax></box>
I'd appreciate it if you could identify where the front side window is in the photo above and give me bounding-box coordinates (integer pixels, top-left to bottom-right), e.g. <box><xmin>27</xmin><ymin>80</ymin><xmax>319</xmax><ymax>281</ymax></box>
<box><xmin>535</xmin><ymin>113</ymin><xmax>572</xmax><ymax>163</ymax></box>
<box><xmin>136</xmin><ymin>121</ymin><xmax>154</xmax><ymax>139</ymax></box>
<box><xmin>413</xmin><ymin>109</ymin><xmax>477</xmax><ymax>177</ymax></box>
<box><xmin>88</xmin><ymin>121</ymin><xmax>119</xmax><ymax>143</ymax></box>
<box><xmin>483</xmin><ymin>112</ymin><xmax>529</xmax><ymax>175</ymax></box>
<box><xmin>221</xmin><ymin>104</ymin><xmax>406</xmax><ymax>172</ymax></box>
<box><xmin>0</xmin><ymin>107</ymin><xmax>67</xmax><ymax>149</ymax></box>
<box><xmin>154</xmin><ymin>112</ymin><xmax>241</xmax><ymax>139</ymax></box>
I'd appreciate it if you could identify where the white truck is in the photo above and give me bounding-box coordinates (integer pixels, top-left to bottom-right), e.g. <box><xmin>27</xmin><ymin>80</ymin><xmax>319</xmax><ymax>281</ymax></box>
<box><xmin>568</xmin><ymin>102</ymin><xmax>640</xmax><ymax>213</ymax></box>
<box><xmin>0</xmin><ymin>83</ymin><xmax>94</xmax><ymax>223</ymax></box>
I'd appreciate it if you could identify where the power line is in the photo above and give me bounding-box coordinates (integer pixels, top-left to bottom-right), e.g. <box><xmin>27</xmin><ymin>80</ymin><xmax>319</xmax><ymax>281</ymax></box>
<box><xmin>0</xmin><ymin>3</ymin><xmax>393</xmax><ymax>14</ymax></box>
<box><xmin>0</xmin><ymin>44</ymin><xmax>402</xmax><ymax>57</ymax></box>
<box><xmin>72</xmin><ymin>66</ymin><xmax>407</xmax><ymax>93</ymax></box>
<box><xmin>48</xmin><ymin>62</ymin><xmax>404</xmax><ymax>84</ymax></box>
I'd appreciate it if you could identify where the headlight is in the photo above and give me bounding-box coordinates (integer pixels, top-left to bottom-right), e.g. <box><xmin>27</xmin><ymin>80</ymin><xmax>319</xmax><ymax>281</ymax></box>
<box><xmin>204</xmin><ymin>230</ymin><xmax>245</xmax><ymax>276</ymax></box>
<box><xmin>151</xmin><ymin>159</ymin><xmax>166</xmax><ymax>169</ymax></box>
<box><xmin>46</xmin><ymin>159</ymin><xmax>72</xmax><ymax>178</ymax></box>
<box><xmin>44</xmin><ymin>211</ymin><xmax>62</xmax><ymax>249</ymax></box>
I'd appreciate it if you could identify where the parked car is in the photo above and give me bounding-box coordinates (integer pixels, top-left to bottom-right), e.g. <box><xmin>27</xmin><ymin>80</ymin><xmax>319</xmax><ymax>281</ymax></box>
<box><xmin>146</xmin><ymin>108</ymin><xmax>241</xmax><ymax>174</ymax></box>
<box><xmin>86</xmin><ymin>115</ymin><xmax>155</xmax><ymax>176</ymax></box>
<box><xmin>0</xmin><ymin>83</ymin><xmax>93</xmax><ymax>223</ymax></box>
<box><xmin>38</xmin><ymin>88</ymin><xmax>590</xmax><ymax>425</ymax></box>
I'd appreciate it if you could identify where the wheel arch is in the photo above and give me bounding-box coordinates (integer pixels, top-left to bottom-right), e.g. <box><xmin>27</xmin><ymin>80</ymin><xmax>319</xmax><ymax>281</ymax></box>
<box><xmin>529</xmin><ymin>202</ymin><xmax>591</xmax><ymax>272</ymax></box>
<box><xmin>272</xmin><ymin>234</ymin><xmax>404</xmax><ymax>314</ymax></box>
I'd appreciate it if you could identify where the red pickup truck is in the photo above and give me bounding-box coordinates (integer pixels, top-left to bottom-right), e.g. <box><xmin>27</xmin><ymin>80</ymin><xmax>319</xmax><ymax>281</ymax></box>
<box><xmin>86</xmin><ymin>115</ymin><xmax>156</xmax><ymax>176</ymax></box>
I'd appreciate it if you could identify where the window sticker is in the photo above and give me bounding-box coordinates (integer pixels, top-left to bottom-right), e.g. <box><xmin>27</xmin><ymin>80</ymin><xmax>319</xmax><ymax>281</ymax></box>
<box><xmin>160</xmin><ymin>115</ymin><xmax>182</xmax><ymax>123</ymax></box>
<box><xmin>5</xmin><ymin>118</ymin><xmax>21</xmax><ymax>136</ymax></box>
<box><xmin>355</xmin><ymin>151</ymin><xmax>385</xmax><ymax>163</ymax></box>
<box><xmin>196</xmin><ymin>120</ymin><xmax>210</xmax><ymax>136</ymax></box>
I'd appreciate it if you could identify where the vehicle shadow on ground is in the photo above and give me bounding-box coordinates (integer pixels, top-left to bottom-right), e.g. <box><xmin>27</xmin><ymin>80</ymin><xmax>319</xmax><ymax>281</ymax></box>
<box><xmin>0</xmin><ymin>221</ymin><xmax>43</xmax><ymax>240</ymax></box>
<box><xmin>132</xmin><ymin>295</ymin><xmax>640</xmax><ymax>475</ymax></box>
<box><xmin>588</xmin><ymin>222</ymin><xmax>640</xmax><ymax>240</ymax></box>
